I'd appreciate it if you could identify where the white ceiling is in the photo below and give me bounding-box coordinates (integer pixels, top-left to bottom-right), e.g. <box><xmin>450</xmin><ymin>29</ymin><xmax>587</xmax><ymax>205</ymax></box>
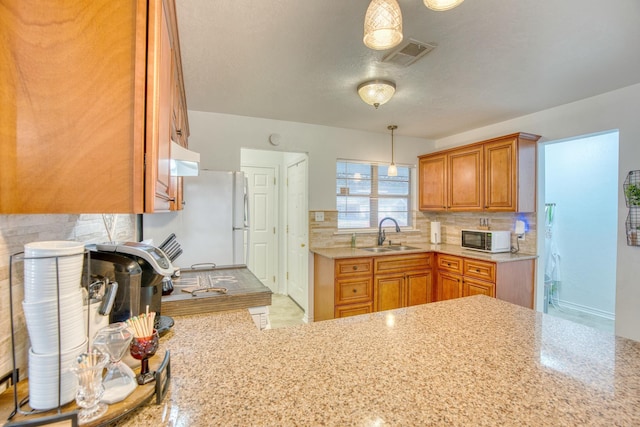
<box><xmin>175</xmin><ymin>0</ymin><xmax>640</xmax><ymax>139</ymax></box>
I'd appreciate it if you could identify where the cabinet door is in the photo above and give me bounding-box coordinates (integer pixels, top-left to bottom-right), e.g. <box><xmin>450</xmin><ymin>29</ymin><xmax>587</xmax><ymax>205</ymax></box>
<box><xmin>418</xmin><ymin>154</ymin><xmax>447</xmax><ymax>211</ymax></box>
<box><xmin>437</xmin><ymin>271</ymin><xmax>463</xmax><ymax>301</ymax></box>
<box><xmin>406</xmin><ymin>270</ymin><xmax>434</xmax><ymax>306</ymax></box>
<box><xmin>448</xmin><ymin>146</ymin><xmax>483</xmax><ymax>211</ymax></box>
<box><xmin>463</xmin><ymin>277</ymin><xmax>495</xmax><ymax>298</ymax></box>
<box><xmin>145</xmin><ymin>0</ymin><xmax>174</xmax><ymax>212</ymax></box>
<box><xmin>484</xmin><ymin>137</ymin><xmax>516</xmax><ymax>211</ymax></box>
<box><xmin>0</xmin><ymin>0</ymin><xmax>146</xmax><ymax>213</ymax></box>
<box><xmin>374</xmin><ymin>274</ymin><xmax>404</xmax><ymax>312</ymax></box>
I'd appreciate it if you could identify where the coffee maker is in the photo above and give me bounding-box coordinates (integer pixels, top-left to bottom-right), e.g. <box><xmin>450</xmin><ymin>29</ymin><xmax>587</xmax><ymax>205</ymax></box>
<box><xmin>85</xmin><ymin>242</ymin><xmax>176</xmax><ymax>332</ymax></box>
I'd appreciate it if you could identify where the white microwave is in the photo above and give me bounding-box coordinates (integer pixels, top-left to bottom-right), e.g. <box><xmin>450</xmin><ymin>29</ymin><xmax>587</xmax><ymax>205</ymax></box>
<box><xmin>461</xmin><ymin>229</ymin><xmax>511</xmax><ymax>253</ymax></box>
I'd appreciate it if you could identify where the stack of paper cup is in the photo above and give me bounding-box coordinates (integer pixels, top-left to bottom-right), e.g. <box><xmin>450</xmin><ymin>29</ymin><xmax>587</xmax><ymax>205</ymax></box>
<box><xmin>23</xmin><ymin>241</ymin><xmax>87</xmax><ymax>410</ymax></box>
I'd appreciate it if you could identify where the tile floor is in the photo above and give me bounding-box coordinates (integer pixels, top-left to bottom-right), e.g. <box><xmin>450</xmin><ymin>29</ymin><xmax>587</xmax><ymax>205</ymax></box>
<box><xmin>547</xmin><ymin>304</ymin><xmax>615</xmax><ymax>334</ymax></box>
<box><xmin>268</xmin><ymin>294</ymin><xmax>306</xmax><ymax>329</ymax></box>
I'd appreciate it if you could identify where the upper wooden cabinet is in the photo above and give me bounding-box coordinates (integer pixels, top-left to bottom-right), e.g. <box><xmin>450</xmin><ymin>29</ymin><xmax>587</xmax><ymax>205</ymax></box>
<box><xmin>418</xmin><ymin>133</ymin><xmax>540</xmax><ymax>213</ymax></box>
<box><xmin>0</xmin><ymin>0</ymin><xmax>189</xmax><ymax>214</ymax></box>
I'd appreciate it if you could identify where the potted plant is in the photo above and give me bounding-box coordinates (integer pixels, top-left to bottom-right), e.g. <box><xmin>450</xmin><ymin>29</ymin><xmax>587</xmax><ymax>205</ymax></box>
<box><xmin>624</xmin><ymin>183</ymin><xmax>640</xmax><ymax>206</ymax></box>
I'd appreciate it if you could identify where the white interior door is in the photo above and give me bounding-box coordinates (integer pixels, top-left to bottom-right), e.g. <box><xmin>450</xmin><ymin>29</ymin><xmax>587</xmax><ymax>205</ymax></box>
<box><xmin>286</xmin><ymin>159</ymin><xmax>308</xmax><ymax>312</ymax></box>
<box><xmin>243</xmin><ymin>166</ymin><xmax>278</xmax><ymax>292</ymax></box>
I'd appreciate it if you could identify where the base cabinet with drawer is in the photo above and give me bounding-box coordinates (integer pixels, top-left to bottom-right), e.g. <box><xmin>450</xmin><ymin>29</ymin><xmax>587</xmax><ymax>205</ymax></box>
<box><xmin>435</xmin><ymin>253</ymin><xmax>533</xmax><ymax>308</ymax></box>
<box><xmin>314</xmin><ymin>252</ymin><xmax>432</xmax><ymax>321</ymax></box>
<box><xmin>374</xmin><ymin>253</ymin><xmax>433</xmax><ymax>312</ymax></box>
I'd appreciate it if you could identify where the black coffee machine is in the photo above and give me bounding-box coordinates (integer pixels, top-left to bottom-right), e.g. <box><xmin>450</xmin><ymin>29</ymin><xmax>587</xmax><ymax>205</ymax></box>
<box><xmin>85</xmin><ymin>242</ymin><xmax>176</xmax><ymax>333</ymax></box>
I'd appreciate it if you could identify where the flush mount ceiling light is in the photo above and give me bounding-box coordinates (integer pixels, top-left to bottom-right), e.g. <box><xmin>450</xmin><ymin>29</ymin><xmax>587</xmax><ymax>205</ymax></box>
<box><xmin>357</xmin><ymin>79</ymin><xmax>396</xmax><ymax>109</ymax></box>
<box><xmin>363</xmin><ymin>0</ymin><xmax>403</xmax><ymax>50</ymax></box>
<box><xmin>423</xmin><ymin>0</ymin><xmax>464</xmax><ymax>11</ymax></box>
<box><xmin>387</xmin><ymin>125</ymin><xmax>398</xmax><ymax>176</ymax></box>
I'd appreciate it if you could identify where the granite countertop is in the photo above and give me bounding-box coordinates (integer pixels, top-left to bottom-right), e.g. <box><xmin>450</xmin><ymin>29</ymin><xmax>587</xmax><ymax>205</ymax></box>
<box><xmin>311</xmin><ymin>242</ymin><xmax>537</xmax><ymax>262</ymax></box>
<box><xmin>117</xmin><ymin>296</ymin><xmax>639</xmax><ymax>426</ymax></box>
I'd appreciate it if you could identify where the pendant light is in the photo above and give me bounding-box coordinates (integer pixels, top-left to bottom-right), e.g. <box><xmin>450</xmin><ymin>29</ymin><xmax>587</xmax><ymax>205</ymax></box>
<box><xmin>423</xmin><ymin>0</ymin><xmax>464</xmax><ymax>11</ymax></box>
<box><xmin>363</xmin><ymin>0</ymin><xmax>403</xmax><ymax>50</ymax></box>
<box><xmin>357</xmin><ymin>79</ymin><xmax>396</xmax><ymax>109</ymax></box>
<box><xmin>387</xmin><ymin>125</ymin><xmax>398</xmax><ymax>177</ymax></box>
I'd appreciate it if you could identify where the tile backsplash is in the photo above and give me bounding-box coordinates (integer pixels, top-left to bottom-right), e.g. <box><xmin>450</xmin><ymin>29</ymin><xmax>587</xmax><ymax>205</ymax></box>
<box><xmin>0</xmin><ymin>214</ymin><xmax>136</xmax><ymax>391</ymax></box>
<box><xmin>309</xmin><ymin>210</ymin><xmax>537</xmax><ymax>255</ymax></box>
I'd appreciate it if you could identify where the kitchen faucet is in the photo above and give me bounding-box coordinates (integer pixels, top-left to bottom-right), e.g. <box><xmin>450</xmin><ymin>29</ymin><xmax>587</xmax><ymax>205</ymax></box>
<box><xmin>377</xmin><ymin>217</ymin><xmax>400</xmax><ymax>246</ymax></box>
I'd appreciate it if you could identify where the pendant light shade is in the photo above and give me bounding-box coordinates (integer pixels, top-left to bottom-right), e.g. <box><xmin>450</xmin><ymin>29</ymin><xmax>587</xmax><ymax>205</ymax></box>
<box><xmin>363</xmin><ymin>0</ymin><xmax>403</xmax><ymax>50</ymax></box>
<box><xmin>423</xmin><ymin>0</ymin><xmax>464</xmax><ymax>11</ymax></box>
<box><xmin>387</xmin><ymin>125</ymin><xmax>398</xmax><ymax>177</ymax></box>
<box><xmin>357</xmin><ymin>80</ymin><xmax>396</xmax><ymax>109</ymax></box>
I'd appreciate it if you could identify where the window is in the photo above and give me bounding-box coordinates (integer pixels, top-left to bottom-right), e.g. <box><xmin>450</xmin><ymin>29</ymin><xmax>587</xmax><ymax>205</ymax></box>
<box><xmin>336</xmin><ymin>160</ymin><xmax>411</xmax><ymax>229</ymax></box>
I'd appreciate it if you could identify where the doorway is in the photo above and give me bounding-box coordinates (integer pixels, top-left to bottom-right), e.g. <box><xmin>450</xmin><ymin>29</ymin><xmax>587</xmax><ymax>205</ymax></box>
<box><xmin>241</xmin><ymin>149</ymin><xmax>309</xmax><ymax>322</ymax></box>
<box><xmin>539</xmin><ymin>131</ymin><xmax>618</xmax><ymax>333</ymax></box>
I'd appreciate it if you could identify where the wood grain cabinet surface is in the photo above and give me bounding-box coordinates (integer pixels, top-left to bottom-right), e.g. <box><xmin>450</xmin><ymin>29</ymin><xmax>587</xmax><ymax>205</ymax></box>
<box><xmin>435</xmin><ymin>253</ymin><xmax>534</xmax><ymax>308</ymax></box>
<box><xmin>314</xmin><ymin>253</ymin><xmax>433</xmax><ymax>320</ymax></box>
<box><xmin>0</xmin><ymin>0</ymin><xmax>189</xmax><ymax>213</ymax></box>
<box><xmin>418</xmin><ymin>133</ymin><xmax>541</xmax><ymax>213</ymax></box>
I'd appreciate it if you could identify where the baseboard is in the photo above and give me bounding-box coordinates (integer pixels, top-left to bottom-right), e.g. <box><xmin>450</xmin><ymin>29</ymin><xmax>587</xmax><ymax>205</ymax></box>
<box><xmin>552</xmin><ymin>298</ymin><xmax>615</xmax><ymax>321</ymax></box>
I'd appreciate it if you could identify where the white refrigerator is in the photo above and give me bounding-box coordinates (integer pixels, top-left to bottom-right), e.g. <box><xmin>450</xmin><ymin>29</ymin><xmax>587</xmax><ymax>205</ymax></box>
<box><xmin>143</xmin><ymin>170</ymin><xmax>249</xmax><ymax>268</ymax></box>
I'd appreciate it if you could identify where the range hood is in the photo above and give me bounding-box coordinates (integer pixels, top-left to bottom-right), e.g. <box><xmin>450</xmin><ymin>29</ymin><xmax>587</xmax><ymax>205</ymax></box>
<box><xmin>170</xmin><ymin>141</ymin><xmax>200</xmax><ymax>176</ymax></box>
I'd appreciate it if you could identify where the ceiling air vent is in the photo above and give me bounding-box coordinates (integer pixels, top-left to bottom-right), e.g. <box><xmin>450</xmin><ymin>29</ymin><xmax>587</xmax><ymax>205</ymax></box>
<box><xmin>382</xmin><ymin>39</ymin><xmax>436</xmax><ymax>67</ymax></box>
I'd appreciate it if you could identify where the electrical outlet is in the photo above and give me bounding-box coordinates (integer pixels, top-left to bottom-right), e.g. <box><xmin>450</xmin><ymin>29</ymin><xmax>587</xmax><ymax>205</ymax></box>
<box><xmin>314</xmin><ymin>211</ymin><xmax>324</xmax><ymax>222</ymax></box>
<box><xmin>518</xmin><ymin>233</ymin><xmax>525</xmax><ymax>241</ymax></box>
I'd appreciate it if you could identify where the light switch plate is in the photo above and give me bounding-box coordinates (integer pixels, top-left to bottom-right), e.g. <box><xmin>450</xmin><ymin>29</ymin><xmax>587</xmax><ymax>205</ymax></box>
<box><xmin>315</xmin><ymin>211</ymin><xmax>324</xmax><ymax>222</ymax></box>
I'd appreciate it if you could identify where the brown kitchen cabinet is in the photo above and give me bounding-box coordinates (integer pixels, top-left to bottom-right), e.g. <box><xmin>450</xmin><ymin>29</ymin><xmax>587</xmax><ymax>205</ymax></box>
<box><xmin>435</xmin><ymin>253</ymin><xmax>534</xmax><ymax>308</ymax></box>
<box><xmin>314</xmin><ymin>252</ymin><xmax>432</xmax><ymax>321</ymax></box>
<box><xmin>419</xmin><ymin>146</ymin><xmax>482</xmax><ymax>212</ymax></box>
<box><xmin>0</xmin><ymin>0</ymin><xmax>189</xmax><ymax>214</ymax></box>
<box><xmin>418</xmin><ymin>154</ymin><xmax>447</xmax><ymax>210</ymax></box>
<box><xmin>373</xmin><ymin>253</ymin><xmax>433</xmax><ymax>311</ymax></box>
<box><xmin>418</xmin><ymin>133</ymin><xmax>540</xmax><ymax>213</ymax></box>
<box><xmin>484</xmin><ymin>134</ymin><xmax>538</xmax><ymax>212</ymax></box>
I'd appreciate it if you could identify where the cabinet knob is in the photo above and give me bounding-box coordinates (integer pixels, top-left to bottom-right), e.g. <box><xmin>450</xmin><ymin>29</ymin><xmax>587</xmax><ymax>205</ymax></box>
<box><xmin>176</xmin><ymin>129</ymin><xmax>182</xmax><ymax>136</ymax></box>
<box><xmin>352</xmin><ymin>289</ymin><xmax>357</xmax><ymax>293</ymax></box>
<box><xmin>476</xmin><ymin>269</ymin><xmax>480</xmax><ymax>272</ymax></box>
<box><xmin>353</xmin><ymin>266</ymin><xmax>358</xmax><ymax>270</ymax></box>
<box><xmin>447</xmin><ymin>263</ymin><xmax>451</xmax><ymax>266</ymax></box>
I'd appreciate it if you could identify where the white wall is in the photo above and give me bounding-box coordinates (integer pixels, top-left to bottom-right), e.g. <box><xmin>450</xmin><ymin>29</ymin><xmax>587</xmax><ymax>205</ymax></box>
<box><xmin>545</xmin><ymin>132</ymin><xmax>618</xmax><ymax>317</ymax></box>
<box><xmin>187</xmin><ymin>111</ymin><xmax>433</xmax><ymax>211</ymax></box>
<box><xmin>434</xmin><ymin>83</ymin><xmax>640</xmax><ymax>341</ymax></box>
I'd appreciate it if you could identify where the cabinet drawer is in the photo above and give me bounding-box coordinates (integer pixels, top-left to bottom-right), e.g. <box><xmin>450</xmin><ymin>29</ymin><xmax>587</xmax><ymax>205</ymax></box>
<box><xmin>374</xmin><ymin>253</ymin><xmax>431</xmax><ymax>275</ymax></box>
<box><xmin>335</xmin><ymin>276</ymin><xmax>373</xmax><ymax>305</ymax></box>
<box><xmin>436</xmin><ymin>254</ymin><xmax>463</xmax><ymax>274</ymax></box>
<box><xmin>335</xmin><ymin>302</ymin><xmax>373</xmax><ymax>318</ymax></box>
<box><xmin>463</xmin><ymin>277</ymin><xmax>496</xmax><ymax>298</ymax></box>
<box><xmin>463</xmin><ymin>259</ymin><xmax>496</xmax><ymax>282</ymax></box>
<box><xmin>335</xmin><ymin>258</ymin><xmax>373</xmax><ymax>277</ymax></box>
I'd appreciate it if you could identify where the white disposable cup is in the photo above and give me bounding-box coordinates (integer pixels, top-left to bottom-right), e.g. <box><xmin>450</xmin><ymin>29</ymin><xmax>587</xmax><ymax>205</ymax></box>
<box><xmin>23</xmin><ymin>290</ymin><xmax>86</xmax><ymax>354</ymax></box>
<box><xmin>23</xmin><ymin>241</ymin><xmax>85</xmax><ymax>303</ymax></box>
<box><xmin>28</xmin><ymin>338</ymin><xmax>88</xmax><ymax>410</ymax></box>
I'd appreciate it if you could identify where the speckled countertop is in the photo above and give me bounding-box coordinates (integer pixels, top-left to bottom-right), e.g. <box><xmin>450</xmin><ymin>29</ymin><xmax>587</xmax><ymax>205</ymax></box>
<box><xmin>115</xmin><ymin>296</ymin><xmax>639</xmax><ymax>426</ymax></box>
<box><xmin>311</xmin><ymin>243</ymin><xmax>537</xmax><ymax>262</ymax></box>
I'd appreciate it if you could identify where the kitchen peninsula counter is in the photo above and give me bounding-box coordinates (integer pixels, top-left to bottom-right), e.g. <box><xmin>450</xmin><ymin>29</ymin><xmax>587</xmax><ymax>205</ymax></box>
<box><xmin>118</xmin><ymin>296</ymin><xmax>640</xmax><ymax>426</ymax></box>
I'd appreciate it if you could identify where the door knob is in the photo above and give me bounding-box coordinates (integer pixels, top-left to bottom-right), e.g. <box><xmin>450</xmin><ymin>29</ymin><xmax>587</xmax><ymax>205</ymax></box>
<box><xmin>301</xmin><ymin>243</ymin><xmax>306</xmax><ymax>248</ymax></box>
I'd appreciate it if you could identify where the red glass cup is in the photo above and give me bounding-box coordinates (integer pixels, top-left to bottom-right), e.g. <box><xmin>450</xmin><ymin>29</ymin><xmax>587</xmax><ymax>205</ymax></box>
<box><xmin>129</xmin><ymin>330</ymin><xmax>159</xmax><ymax>384</ymax></box>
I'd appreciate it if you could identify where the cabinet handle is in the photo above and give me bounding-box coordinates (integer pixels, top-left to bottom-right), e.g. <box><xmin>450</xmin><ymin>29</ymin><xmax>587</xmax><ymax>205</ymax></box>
<box><xmin>157</xmin><ymin>194</ymin><xmax>176</xmax><ymax>202</ymax></box>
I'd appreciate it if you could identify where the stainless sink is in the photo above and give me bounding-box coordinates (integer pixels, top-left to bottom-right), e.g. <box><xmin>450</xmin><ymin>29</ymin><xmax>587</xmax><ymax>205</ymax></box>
<box><xmin>360</xmin><ymin>247</ymin><xmax>392</xmax><ymax>253</ymax></box>
<box><xmin>387</xmin><ymin>245</ymin><xmax>420</xmax><ymax>251</ymax></box>
<box><xmin>360</xmin><ymin>246</ymin><xmax>420</xmax><ymax>253</ymax></box>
